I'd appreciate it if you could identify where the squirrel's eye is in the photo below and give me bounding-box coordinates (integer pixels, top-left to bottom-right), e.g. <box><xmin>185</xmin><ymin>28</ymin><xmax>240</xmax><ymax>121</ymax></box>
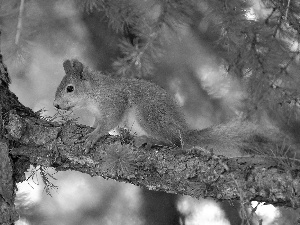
<box><xmin>66</xmin><ymin>85</ymin><xmax>74</xmax><ymax>93</ymax></box>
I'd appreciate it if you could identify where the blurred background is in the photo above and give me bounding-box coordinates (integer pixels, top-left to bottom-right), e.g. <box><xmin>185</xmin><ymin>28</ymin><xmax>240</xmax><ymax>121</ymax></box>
<box><xmin>1</xmin><ymin>0</ymin><xmax>300</xmax><ymax>224</ymax></box>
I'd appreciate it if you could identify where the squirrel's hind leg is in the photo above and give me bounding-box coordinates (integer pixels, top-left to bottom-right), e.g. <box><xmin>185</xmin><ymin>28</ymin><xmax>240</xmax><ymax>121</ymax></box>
<box><xmin>134</xmin><ymin>101</ymin><xmax>187</xmax><ymax>147</ymax></box>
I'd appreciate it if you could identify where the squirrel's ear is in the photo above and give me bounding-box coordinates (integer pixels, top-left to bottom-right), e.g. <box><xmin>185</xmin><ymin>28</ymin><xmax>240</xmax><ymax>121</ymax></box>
<box><xmin>63</xmin><ymin>59</ymin><xmax>84</xmax><ymax>79</ymax></box>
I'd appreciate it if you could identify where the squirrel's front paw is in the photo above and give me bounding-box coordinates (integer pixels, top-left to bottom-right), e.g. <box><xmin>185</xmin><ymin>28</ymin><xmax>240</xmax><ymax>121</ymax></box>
<box><xmin>84</xmin><ymin>131</ymin><xmax>102</xmax><ymax>153</ymax></box>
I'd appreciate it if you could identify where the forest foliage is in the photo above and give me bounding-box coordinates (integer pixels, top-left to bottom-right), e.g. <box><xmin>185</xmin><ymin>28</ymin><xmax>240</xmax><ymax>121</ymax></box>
<box><xmin>1</xmin><ymin>0</ymin><xmax>300</xmax><ymax>125</ymax></box>
<box><xmin>1</xmin><ymin>1</ymin><xmax>300</xmax><ymax>224</ymax></box>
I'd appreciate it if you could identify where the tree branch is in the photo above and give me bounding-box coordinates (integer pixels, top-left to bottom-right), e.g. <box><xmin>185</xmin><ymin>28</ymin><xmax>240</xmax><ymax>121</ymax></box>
<box><xmin>0</xmin><ymin>55</ymin><xmax>300</xmax><ymax>223</ymax></box>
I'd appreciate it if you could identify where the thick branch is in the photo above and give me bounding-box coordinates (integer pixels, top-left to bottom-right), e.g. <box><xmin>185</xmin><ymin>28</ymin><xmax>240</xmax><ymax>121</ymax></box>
<box><xmin>0</xmin><ymin>59</ymin><xmax>299</xmax><ymax>217</ymax></box>
<box><xmin>1</xmin><ymin>101</ymin><xmax>300</xmax><ymax>209</ymax></box>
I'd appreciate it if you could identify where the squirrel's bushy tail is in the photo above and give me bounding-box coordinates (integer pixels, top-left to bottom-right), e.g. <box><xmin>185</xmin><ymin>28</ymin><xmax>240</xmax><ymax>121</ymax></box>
<box><xmin>183</xmin><ymin>120</ymin><xmax>296</xmax><ymax>158</ymax></box>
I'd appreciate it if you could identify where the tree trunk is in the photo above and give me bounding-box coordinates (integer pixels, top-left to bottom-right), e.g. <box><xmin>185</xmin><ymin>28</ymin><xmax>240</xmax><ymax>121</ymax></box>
<box><xmin>0</xmin><ymin>54</ymin><xmax>299</xmax><ymax>223</ymax></box>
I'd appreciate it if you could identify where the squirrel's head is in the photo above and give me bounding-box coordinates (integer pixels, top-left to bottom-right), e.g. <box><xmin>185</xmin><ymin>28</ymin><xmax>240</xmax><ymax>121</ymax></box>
<box><xmin>54</xmin><ymin>59</ymin><xmax>91</xmax><ymax>111</ymax></box>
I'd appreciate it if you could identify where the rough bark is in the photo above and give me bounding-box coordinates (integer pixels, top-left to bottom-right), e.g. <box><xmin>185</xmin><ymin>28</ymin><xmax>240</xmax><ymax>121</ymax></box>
<box><xmin>0</xmin><ymin>54</ymin><xmax>31</xmax><ymax>224</ymax></box>
<box><xmin>0</xmin><ymin>55</ymin><xmax>299</xmax><ymax>224</ymax></box>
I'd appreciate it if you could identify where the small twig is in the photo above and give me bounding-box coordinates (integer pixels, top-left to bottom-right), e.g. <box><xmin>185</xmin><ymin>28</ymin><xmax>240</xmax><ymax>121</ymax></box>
<box><xmin>285</xmin><ymin>0</ymin><xmax>291</xmax><ymax>20</ymax></box>
<box><xmin>231</xmin><ymin>175</ymin><xmax>251</xmax><ymax>225</ymax></box>
<box><xmin>15</xmin><ymin>0</ymin><xmax>25</xmax><ymax>45</ymax></box>
<box><xmin>265</xmin><ymin>7</ymin><xmax>276</xmax><ymax>25</ymax></box>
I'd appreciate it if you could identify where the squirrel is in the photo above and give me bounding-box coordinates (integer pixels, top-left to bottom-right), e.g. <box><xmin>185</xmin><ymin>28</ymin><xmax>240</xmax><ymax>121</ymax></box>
<box><xmin>53</xmin><ymin>59</ymin><xmax>296</xmax><ymax>158</ymax></box>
